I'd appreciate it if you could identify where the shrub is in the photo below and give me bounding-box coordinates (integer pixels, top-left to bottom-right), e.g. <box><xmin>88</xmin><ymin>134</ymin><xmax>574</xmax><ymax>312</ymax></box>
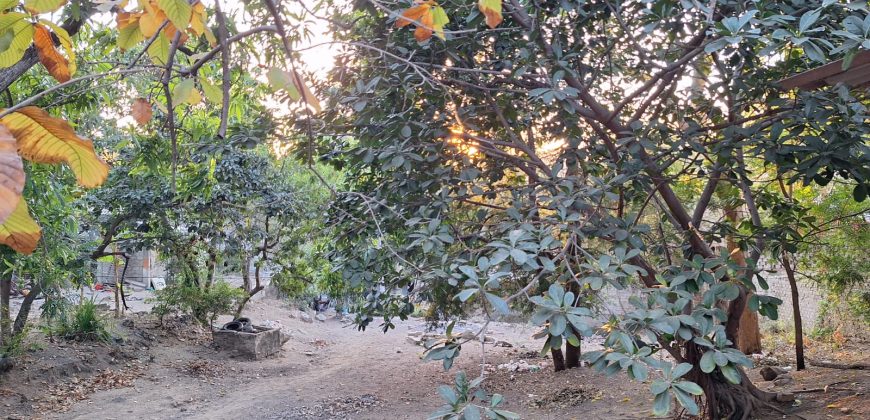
<box><xmin>49</xmin><ymin>299</ymin><xmax>112</xmax><ymax>343</ymax></box>
<box><xmin>149</xmin><ymin>282</ymin><xmax>247</xmax><ymax>328</ymax></box>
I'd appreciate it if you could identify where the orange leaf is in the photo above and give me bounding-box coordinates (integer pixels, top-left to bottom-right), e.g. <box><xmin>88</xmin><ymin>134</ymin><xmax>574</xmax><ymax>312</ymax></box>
<box><xmin>414</xmin><ymin>9</ymin><xmax>434</xmax><ymax>41</ymax></box>
<box><xmin>139</xmin><ymin>7</ymin><xmax>166</xmax><ymax>38</ymax></box>
<box><xmin>1</xmin><ymin>106</ymin><xmax>109</xmax><ymax>188</ymax></box>
<box><xmin>33</xmin><ymin>24</ymin><xmax>70</xmax><ymax>83</ymax></box>
<box><xmin>0</xmin><ymin>198</ymin><xmax>40</xmax><ymax>254</ymax></box>
<box><xmin>0</xmin><ymin>124</ymin><xmax>24</xmax><ymax>225</ymax></box>
<box><xmin>116</xmin><ymin>10</ymin><xmax>141</xmax><ymax>29</ymax></box>
<box><xmin>131</xmin><ymin>98</ymin><xmax>153</xmax><ymax>125</ymax></box>
<box><xmin>395</xmin><ymin>3</ymin><xmax>430</xmax><ymax>29</ymax></box>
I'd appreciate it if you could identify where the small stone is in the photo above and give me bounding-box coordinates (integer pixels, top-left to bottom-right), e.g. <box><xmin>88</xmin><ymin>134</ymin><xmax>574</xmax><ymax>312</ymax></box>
<box><xmin>395</xmin><ymin>348</ymin><xmax>402</xmax><ymax>354</ymax></box>
<box><xmin>299</xmin><ymin>313</ymin><xmax>313</xmax><ymax>323</ymax></box>
<box><xmin>839</xmin><ymin>407</ymin><xmax>853</xmax><ymax>414</ymax></box>
<box><xmin>494</xmin><ymin>340</ymin><xmax>513</xmax><ymax>348</ymax></box>
<box><xmin>760</xmin><ymin>366</ymin><xmax>788</xmax><ymax>381</ymax></box>
<box><xmin>315</xmin><ymin>314</ymin><xmax>327</xmax><ymax>322</ymax></box>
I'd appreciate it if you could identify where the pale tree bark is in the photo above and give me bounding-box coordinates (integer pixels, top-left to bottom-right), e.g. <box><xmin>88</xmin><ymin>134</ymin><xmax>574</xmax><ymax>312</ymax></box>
<box><xmin>725</xmin><ymin>207</ymin><xmax>762</xmax><ymax>354</ymax></box>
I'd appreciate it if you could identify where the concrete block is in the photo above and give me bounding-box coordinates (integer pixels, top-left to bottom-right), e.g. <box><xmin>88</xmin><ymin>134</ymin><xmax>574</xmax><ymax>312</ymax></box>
<box><xmin>213</xmin><ymin>326</ymin><xmax>284</xmax><ymax>360</ymax></box>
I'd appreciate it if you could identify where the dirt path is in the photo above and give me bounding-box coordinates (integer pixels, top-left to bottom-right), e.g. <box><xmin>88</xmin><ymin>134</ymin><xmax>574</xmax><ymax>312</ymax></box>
<box><xmin>47</xmin><ymin>298</ymin><xmax>649</xmax><ymax>420</ymax></box>
<box><xmin>4</xmin><ymin>296</ymin><xmax>864</xmax><ymax>419</ymax></box>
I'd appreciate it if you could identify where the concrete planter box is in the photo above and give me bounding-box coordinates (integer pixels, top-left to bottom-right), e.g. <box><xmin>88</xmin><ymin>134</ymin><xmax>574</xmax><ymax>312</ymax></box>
<box><xmin>213</xmin><ymin>326</ymin><xmax>284</xmax><ymax>360</ymax></box>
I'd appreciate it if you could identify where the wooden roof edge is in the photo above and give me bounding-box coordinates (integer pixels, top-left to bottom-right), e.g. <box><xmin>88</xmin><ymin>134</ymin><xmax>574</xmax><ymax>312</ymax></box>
<box><xmin>778</xmin><ymin>50</ymin><xmax>870</xmax><ymax>90</ymax></box>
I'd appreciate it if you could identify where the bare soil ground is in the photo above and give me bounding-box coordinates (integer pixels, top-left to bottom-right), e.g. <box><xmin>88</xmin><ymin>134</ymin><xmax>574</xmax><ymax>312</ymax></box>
<box><xmin>1</xmin><ymin>297</ymin><xmax>867</xmax><ymax>419</ymax></box>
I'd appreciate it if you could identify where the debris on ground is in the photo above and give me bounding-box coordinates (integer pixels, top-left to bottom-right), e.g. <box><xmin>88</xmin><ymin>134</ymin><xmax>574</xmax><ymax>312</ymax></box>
<box><xmin>267</xmin><ymin>394</ymin><xmax>382</xmax><ymax>419</ymax></box>
<box><xmin>530</xmin><ymin>386</ymin><xmax>601</xmax><ymax>409</ymax></box>
<box><xmin>498</xmin><ymin>360</ymin><xmax>544</xmax><ymax>373</ymax></box>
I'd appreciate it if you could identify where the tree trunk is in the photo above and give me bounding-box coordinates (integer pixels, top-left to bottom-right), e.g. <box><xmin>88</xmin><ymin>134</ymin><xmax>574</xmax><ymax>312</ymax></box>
<box><xmin>13</xmin><ymin>280</ymin><xmax>41</xmax><ymax>335</ymax></box>
<box><xmin>782</xmin><ymin>253</ymin><xmax>805</xmax><ymax>370</ymax></box>
<box><xmin>565</xmin><ymin>339</ymin><xmax>581</xmax><ymax>369</ymax></box>
<box><xmin>551</xmin><ymin>347</ymin><xmax>566</xmax><ymax>372</ymax></box>
<box><xmin>113</xmin><ymin>246</ymin><xmax>121</xmax><ymax>318</ymax></box>
<box><xmin>725</xmin><ymin>206</ymin><xmax>762</xmax><ymax>354</ymax></box>
<box><xmin>0</xmin><ymin>273</ymin><xmax>10</xmax><ymax>345</ymax></box>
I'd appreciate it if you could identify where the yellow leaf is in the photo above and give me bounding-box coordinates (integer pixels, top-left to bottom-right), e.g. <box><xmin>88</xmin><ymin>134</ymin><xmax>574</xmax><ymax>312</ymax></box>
<box><xmin>0</xmin><ymin>124</ymin><xmax>24</xmax><ymax>225</ymax></box>
<box><xmin>172</xmin><ymin>78</ymin><xmax>200</xmax><ymax>105</ymax></box>
<box><xmin>266</xmin><ymin>67</ymin><xmax>300</xmax><ymax>100</ymax></box>
<box><xmin>116</xmin><ymin>12</ymin><xmax>144</xmax><ymax>51</ymax></box>
<box><xmin>130</xmin><ymin>97</ymin><xmax>153</xmax><ymax>125</ymax></box>
<box><xmin>203</xmin><ymin>26</ymin><xmax>216</xmax><ymax>47</ymax></box>
<box><xmin>147</xmin><ymin>32</ymin><xmax>169</xmax><ymax>65</ymax></box>
<box><xmin>478</xmin><ymin>0</ymin><xmax>503</xmax><ymax>29</ymax></box>
<box><xmin>39</xmin><ymin>19</ymin><xmax>76</xmax><ymax>76</ymax></box>
<box><xmin>33</xmin><ymin>24</ymin><xmax>70</xmax><ymax>83</ymax></box>
<box><xmin>0</xmin><ymin>199</ymin><xmax>40</xmax><ymax>254</ymax></box>
<box><xmin>139</xmin><ymin>7</ymin><xmax>166</xmax><ymax>38</ymax></box>
<box><xmin>156</xmin><ymin>0</ymin><xmax>191</xmax><ymax>32</ymax></box>
<box><xmin>0</xmin><ymin>13</ymin><xmax>35</xmax><ymax>68</ymax></box>
<box><xmin>24</xmin><ymin>0</ymin><xmax>68</xmax><ymax>14</ymax></box>
<box><xmin>189</xmin><ymin>1</ymin><xmax>206</xmax><ymax>36</ymax></box>
<box><xmin>291</xmin><ymin>70</ymin><xmax>321</xmax><ymax>114</ymax></box>
<box><xmin>200</xmin><ymin>79</ymin><xmax>223</xmax><ymax>104</ymax></box>
<box><xmin>0</xmin><ymin>106</ymin><xmax>110</xmax><ymax>188</ymax></box>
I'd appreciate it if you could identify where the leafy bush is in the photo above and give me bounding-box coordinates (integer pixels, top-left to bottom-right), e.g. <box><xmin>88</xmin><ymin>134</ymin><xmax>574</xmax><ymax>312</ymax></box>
<box><xmin>150</xmin><ymin>282</ymin><xmax>247</xmax><ymax>328</ymax></box>
<box><xmin>49</xmin><ymin>299</ymin><xmax>112</xmax><ymax>343</ymax></box>
<box><xmin>429</xmin><ymin>371</ymin><xmax>518</xmax><ymax>420</ymax></box>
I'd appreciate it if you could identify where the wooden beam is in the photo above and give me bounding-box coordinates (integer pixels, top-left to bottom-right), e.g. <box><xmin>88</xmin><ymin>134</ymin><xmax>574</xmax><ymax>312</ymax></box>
<box><xmin>779</xmin><ymin>50</ymin><xmax>870</xmax><ymax>90</ymax></box>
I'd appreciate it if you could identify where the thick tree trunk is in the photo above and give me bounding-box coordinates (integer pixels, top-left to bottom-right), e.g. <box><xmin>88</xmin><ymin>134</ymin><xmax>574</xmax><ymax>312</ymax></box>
<box><xmin>782</xmin><ymin>253</ymin><xmax>805</xmax><ymax>370</ymax></box>
<box><xmin>565</xmin><ymin>339</ymin><xmax>581</xmax><ymax>369</ymax></box>
<box><xmin>551</xmin><ymin>347</ymin><xmax>566</xmax><ymax>372</ymax></box>
<box><xmin>725</xmin><ymin>207</ymin><xmax>762</xmax><ymax>354</ymax></box>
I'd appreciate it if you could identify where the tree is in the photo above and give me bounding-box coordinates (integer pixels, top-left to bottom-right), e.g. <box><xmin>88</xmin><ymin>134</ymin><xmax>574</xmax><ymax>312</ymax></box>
<box><xmin>316</xmin><ymin>1</ymin><xmax>870</xmax><ymax>418</ymax></box>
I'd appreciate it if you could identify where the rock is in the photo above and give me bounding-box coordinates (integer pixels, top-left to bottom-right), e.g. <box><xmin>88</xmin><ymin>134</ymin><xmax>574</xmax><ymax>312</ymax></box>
<box><xmin>775</xmin><ymin>392</ymin><xmax>795</xmax><ymax>402</ymax></box>
<box><xmin>406</xmin><ymin>336</ymin><xmax>423</xmax><ymax>346</ymax></box>
<box><xmin>772</xmin><ymin>374</ymin><xmax>795</xmax><ymax>387</ymax></box>
<box><xmin>299</xmin><ymin>312</ymin><xmax>313</xmax><ymax>323</ymax></box>
<box><xmin>395</xmin><ymin>348</ymin><xmax>402</xmax><ymax>354</ymax></box>
<box><xmin>288</xmin><ymin>310</ymin><xmax>297</xmax><ymax>319</ymax></box>
<box><xmin>494</xmin><ymin>340</ymin><xmax>513</xmax><ymax>348</ymax></box>
<box><xmin>315</xmin><ymin>314</ymin><xmax>327</xmax><ymax>322</ymax></box>
<box><xmin>839</xmin><ymin>407</ymin><xmax>853</xmax><ymax>414</ymax></box>
<box><xmin>121</xmin><ymin>319</ymin><xmax>135</xmax><ymax>328</ymax></box>
<box><xmin>760</xmin><ymin>366</ymin><xmax>788</xmax><ymax>381</ymax></box>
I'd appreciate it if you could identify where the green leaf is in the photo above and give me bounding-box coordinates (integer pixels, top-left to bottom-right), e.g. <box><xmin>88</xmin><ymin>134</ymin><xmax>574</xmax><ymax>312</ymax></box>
<box><xmin>0</xmin><ymin>13</ymin><xmax>33</xmax><ymax>69</ymax></box>
<box><xmin>464</xmin><ymin>404</ymin><xmax>481</xmax><ymax>420</ymax></box>
<box><xmin>673</xmin><ymin>381</ymin><xmax>703</xmax><ymax>396</ymax></box>
<box><xmin>631</xmin><ymin>362</ymin><xmax>649</xmax><ymax>381</ymax></box>
<box><xmin>157</xmin><ymin>0</ymin><xmax>192</xmax><ymax>30</ymax></box>
<box><xmin>547</xmin><ymin>283</ymin><xmax>565</xmax><ymax>304</ymax></box>
<box><xmin>547</xmin><ymin>314</ymin><xmax>566</xmax><ymax>336</ymax></box>
<box><xmin>437</xmin><ymin>385</ymin><xmax>458</xmax><ymax>404</ymax></box>
<box><xmin>720</xmin><ymin>364</ymin><xmax>742</xmax><ymax>384</ymax></box>
<box><xmin>699</xmin><ymin>351</ymin><xmax>716</xmax><ymax>373</ymax></box>
<box><xmin>24</xmin><ymin>0</ymin><xmax>67</xmax><ymax>14</ymax></box>
<box><xmin>652</xmin><ymin>390</ymin><xmax>671</xmax><ymax>417</ymax></box>
<box><xmin>650</xmin><ymin>380</ymin><xmax>669</xmax><ymax>395</ymax></box>
<box><xmin>456</xmin><ymin>288</ymin><xmax>477</xmax><ymax>302</ymax></box>
<box><xmin>485</xmin><ymin>292</ymin><xmax>510</xmax><ymax>315</ymax></box>
<box><xmin>147</xmin><ymin>33</ymin><xmax>170</xmax><ymax>65</ymax></box>
<box><xmin>671</xmin><ymin>362</ymin><xmax>693</xmax><ymax>379</ymax></box>
<box><xmin>672</xmin><ymin>387</ymin><xmax>700</xmax><ymax>416</ymax></box>
<box><xmin>0</xmin><ymin>0</ymin><xmax>16</xmax><ymax>12</ymax></box>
